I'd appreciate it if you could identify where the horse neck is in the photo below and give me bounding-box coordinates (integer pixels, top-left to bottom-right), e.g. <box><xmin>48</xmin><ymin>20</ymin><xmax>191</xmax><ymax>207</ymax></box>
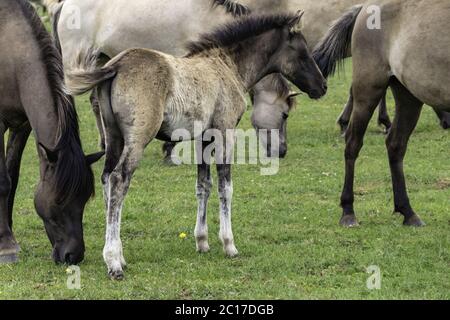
<box><xmin>226</xmin><ymin>30</ymin><xmax>281</xmax><ymax>91</ymax></box>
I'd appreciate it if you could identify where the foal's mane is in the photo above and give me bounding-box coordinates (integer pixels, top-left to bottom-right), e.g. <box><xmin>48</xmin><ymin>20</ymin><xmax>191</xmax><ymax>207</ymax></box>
<box><xmin>186</xmin><ymin>14</ymin><xmax>297</xmax><ymax>57</ymax></box>
<box><xmin>211</xmin><ymin>0</ymin><xmax>251</xmax><ymax>17</ymax></box>
<box><xmin>16</xmin><ymin>0</ymin><xmax>95</xmax><ymax>204</ymax></box>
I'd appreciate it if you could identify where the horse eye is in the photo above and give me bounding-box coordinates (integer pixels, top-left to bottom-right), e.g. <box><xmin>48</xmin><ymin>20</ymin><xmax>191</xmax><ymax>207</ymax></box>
<box><xmin>282</xmin><ymin>113</ymin><xmax>289</xmax><ymax>120</ymax></box>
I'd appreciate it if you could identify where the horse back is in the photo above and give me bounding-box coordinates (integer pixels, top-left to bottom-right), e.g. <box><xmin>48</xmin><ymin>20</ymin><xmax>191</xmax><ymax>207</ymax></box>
<box><xmin>353</xmin><ymin>0</ymin><xmax>450</xmax><ymax>108</ymax></box>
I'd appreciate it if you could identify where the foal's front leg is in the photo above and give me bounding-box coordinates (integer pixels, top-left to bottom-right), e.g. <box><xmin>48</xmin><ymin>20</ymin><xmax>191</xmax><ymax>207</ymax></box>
<box><xmin>217</xmin><ymin>163</ymin><xmax>238</xmax><ymax>257</ymax></box>
<box><xmin>194</xmin><ymin>141</ymin><xmax>212</xmax><ymax>253</ymax></box>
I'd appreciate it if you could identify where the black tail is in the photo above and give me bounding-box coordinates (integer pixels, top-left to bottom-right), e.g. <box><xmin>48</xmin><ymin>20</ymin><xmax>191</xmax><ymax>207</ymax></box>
<box><xmin>312</xmin><ymin>5</ymin><xmax>363</xmax><ymax>78</ymax></box>
<box><xmin>51</xmin><ymin>0</ymin><xmax>63</xmax><ymax>55</ymax></box>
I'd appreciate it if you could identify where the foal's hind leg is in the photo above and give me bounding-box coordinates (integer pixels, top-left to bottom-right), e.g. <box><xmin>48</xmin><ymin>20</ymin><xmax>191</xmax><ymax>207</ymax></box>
<box><xmin>340</xmin><ymin>82</ymin><xmax>386</xmax><ymax>227</ymax></box>
<box><xmin>101</xmin><ymin>127</ymin><xmax>125</xmax><ymax>268</ymax></box>
<box><xmin>387</xmin><ymin>79</ymin><xmax>424</xmax><ymax>226</ymax></box>
<box><xmin>103</xmin><ymin>143</ymin><xmax>146</xmax><ymax>279</ymax></box>
<box><xmin>215</xmin><ymin>132</ymin><xmax>238</xmax><ymax>257</ymax></box>
<box><xmin>194</xmin><ymin>141</ymin><xmax>213</xmax><ymax>253</ymax></box>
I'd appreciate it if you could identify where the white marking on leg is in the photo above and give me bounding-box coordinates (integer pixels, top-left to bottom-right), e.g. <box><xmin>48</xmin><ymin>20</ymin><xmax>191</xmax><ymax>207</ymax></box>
<box><xmin>194</xmin><ymin>176</ymin><xmax>212</xmax><ymax>253</ymax></box>
<box><xmin>103</xmin><ymin>174</ymin><xmax>126</xmax><ymax>278</ymax></box>
<box><xmin>218</xmin><ymin>180</ymin><xmax>238</xmax><ymax>257</ymax></box>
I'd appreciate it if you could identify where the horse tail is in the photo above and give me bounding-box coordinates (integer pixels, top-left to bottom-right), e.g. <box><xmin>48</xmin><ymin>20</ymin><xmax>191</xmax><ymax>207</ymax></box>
<box><xmin>66</xmin><ymin>47</ymin><xmax>117</xmax><ymax>96</ymax></box>
<box><xmin>312</xmin><ymin>5</ymin><xmax>363</xmax><ymax>78</ymax></box>
<box><xmin>51</xmin><ymin>0</ymin><xmax>63</xmax><ymax>55</ymax></box>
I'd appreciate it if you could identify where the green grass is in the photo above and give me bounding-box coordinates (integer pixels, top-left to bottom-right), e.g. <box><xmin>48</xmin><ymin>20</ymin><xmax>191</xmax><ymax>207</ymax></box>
<box><xmin>1</xmin><ymin>51</ymin><xmax>449</xmax><ymax>299</ymax></box>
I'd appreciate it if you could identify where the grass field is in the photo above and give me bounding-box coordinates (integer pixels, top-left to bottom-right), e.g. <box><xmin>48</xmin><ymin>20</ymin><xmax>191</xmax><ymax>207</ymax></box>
<box><xmin>0</xmin><ymin>59</ymin><xmax>448</xmax><ymax>299</ymax></box>
<box><xmin>0</xmin><ymin>12</ymin><xmax>449</xmax><ymax>299</ymax></box>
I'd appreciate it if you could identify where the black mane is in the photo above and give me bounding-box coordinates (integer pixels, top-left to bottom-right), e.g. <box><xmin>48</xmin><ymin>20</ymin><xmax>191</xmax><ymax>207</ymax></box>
<box><xmin>211</xmin><ymin>0</ymin><xmax>251</xmax><ymax>17</ymax></box>
<box><xmin>186</xmin><ymin>14</ymin><xmax>296</xmax><ymax>57</ymax></box>
<box><xmin>16</xmin><ymin>0</ymin><xmax>95</xmax><ymax>204</ymax></box>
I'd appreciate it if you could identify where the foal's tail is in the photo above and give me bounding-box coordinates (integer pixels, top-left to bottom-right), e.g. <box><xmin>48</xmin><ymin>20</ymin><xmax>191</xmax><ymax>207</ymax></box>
<box><xmin>312</xmin><ymin>5</ymin><xmax>363</xmax><ymax>78</ymax></box>
<box><xmin>65</xmin><ymin>47</ymin><xmax>117</xmax><ymax>96</ymax></box>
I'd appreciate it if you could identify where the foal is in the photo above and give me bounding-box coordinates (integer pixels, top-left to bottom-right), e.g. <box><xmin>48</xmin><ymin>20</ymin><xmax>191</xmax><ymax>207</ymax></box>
<box><xmin>67</xmin><ymin>12</ymin><xmax>327</xmax><ymax>279</ymax></box>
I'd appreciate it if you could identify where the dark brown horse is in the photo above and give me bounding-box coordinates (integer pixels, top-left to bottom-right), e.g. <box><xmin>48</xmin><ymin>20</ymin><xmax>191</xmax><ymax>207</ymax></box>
<box><xmin>0</xmin><ymin>0</ymin><xmax>103</xmax><ymax>264</ymax></box>
<box><xmin>314</xmin><ymin>0</ymin><xmax>450</xmax><ymax>227</ymax></box>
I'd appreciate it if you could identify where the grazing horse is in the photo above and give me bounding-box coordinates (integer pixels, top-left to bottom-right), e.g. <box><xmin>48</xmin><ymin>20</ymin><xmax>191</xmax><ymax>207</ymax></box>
<box><xmin>0</xmin><ymin>0</ymin><xmax>103</xmax><ymax>264</ymax></box>
<box><xmin>313</xmin><ymin>0</ymin><xmax>450</xmax><ymax>227</ymax></box>
<box><xmin>67</xmin><ymin>13</ymin><xmax>327</xmax><ymax>279</ymax></box>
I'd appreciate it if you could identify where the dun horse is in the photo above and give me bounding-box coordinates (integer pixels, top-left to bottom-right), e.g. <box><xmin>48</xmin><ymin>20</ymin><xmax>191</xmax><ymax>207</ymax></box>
<box><xmin>0</xmin><ymin>0</ymin><xmax>103</xmax><ymax>264</ymax></box>
<box><xmin>55</xmin><ymin>0</ymin><xmax>296</xmax><ymax>160</ymax></box>
<box><xmin>67</xmin><ymin>13</ymin><xmax>327</xmax><ymax>279</ymax></box>
<box><xmin>314</xmin><ymin>0</ymin><xmax>450</xmax><ymax>227</ymax></box>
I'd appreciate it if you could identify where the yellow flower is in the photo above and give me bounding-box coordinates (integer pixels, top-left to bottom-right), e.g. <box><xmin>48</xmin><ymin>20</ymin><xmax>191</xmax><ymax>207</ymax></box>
<box><xmin>179</xmin><ymin>232</ymin><xmax>187</xmax><ymax>239</ymax></box>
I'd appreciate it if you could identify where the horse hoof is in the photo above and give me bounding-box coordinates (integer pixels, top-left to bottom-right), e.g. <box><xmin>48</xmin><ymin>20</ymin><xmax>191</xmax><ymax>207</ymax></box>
<box><xmin>0</xmin><ymin>252</ymin><xmax>18</xmax><ymax>264</ymax></box>
<box><xmin>441</xmin><ymin>121</ymin><xmax>450</xmax><ymax>130</ymax></box>
<box><xmin>164</xmin><ymin>155</ymin><xmax>181</xmax><ymax>166</ymax></box>
<box><xmin>108</xmin><ymin>269</ymin><xmax>124</xmax><ymax>280</ymax></box>
<box><xmin>403</xmin><ymin>214</ymin><xmax>426</xmax><ymax>227</ymax></box>
<box><xmin>339</xmin><ymin>214</ymin><xmax>359</xmax><ymax>227</ymax></box>
<box><xmin>196</xmin><ymin>240</ymin><xmax>210</xmax><ymax>253</ymax></box>
<box><xmin>120</xmin><ymin>258</ymin><xmax>127</xmax><ymax>269</ymax></box>
<box><xmin>224</xmin><ymin>245</ymin><xmax>239</xmax><ymax>258</ymax></box>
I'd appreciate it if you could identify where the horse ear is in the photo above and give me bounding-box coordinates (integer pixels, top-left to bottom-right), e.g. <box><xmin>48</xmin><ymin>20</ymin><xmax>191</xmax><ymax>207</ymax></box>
<box><xmin>38</xmin><ymin>143</ymin><xmax>58</xmax><ymax>163</ymax></box>
<box><xmin>289</xmin><ymin>10</ymin><xmax>305</xmax><ymax>33</ymax></box>
<box><xmin>85</xmin><ymin>151</ymin><xmax>105</xmax><ymax>165</ymax></box>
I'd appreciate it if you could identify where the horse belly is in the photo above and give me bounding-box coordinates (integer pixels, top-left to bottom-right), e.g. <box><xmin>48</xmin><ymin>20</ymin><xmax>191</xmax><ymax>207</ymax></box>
<box><xmin>158</xmin><ymin>98</ymin><xmax>215</xmax><ymax>142</ymax></box>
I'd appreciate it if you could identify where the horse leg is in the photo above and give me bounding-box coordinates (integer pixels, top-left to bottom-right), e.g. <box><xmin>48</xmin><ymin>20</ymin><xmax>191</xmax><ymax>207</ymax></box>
<box><xmin>433</xmin><ymin>109</ymin><xmax>450</xmax><ymax>130</ymax></box>
<box><xmin>101</xmin><ymin>126</ymin><xmax>125</xmax><ymax>268</ymax></box>
<box><xmin>103</xmin><ymin>143</ymin><xmax>145</xmax><ymax>279</ymax></box>
<box><xmin>337</xmin><ymin>86</ymin><xmax>353</xmax><ymax>134</ymax></box>
<box><xmin>217</xmin><ymin>163</ymin><xmax>238</xmax><ymax>257</ymax></box>
<box><xmin>387</xmin><ymin>79</ymin><xmax>424</xmax><ymax>226</ymax></box>
<box><xmin>0</xmin><ymin>123</ymin><xmax>19</xmax><ymax>263</ymax></box>
<box><xmin>377</xmin><ymin>93</ymin><xmax>392</xmax><ymax>133</ymax></box>
<box><xmin>5</xmin><ymin>123</ymin><xmax>31</xmax><ymax>229</ymax></box>
<box><xmin>90</xmin><ymin>91</ymin><xmax>106</xmax><ymax>150</ymax></box>
<box><xmin>194</xmin><ymin>141</ymin><xmax>212</xmax><ymax>253</ymax></box>
<box><xmin>162</xmin><ymin>141</ymin><xmax>180</xmax><ymax>166</ymax></box>
<box><xmin>214</xmin><ymin>130</ymin><xmax>238</xmax><ymax>256</ymax></box>
<box><xmin>340</xmin><ymin>83</ymin><xmax>385</xmax><ymax>227</ymax></box>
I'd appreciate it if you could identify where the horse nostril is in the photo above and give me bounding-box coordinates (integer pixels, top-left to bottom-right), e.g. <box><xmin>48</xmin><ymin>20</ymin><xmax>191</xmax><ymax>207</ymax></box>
<box><xmin>64</xmin><ymin>252</ymin><xmax>74</xmax><ymax>264</ymax></box>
